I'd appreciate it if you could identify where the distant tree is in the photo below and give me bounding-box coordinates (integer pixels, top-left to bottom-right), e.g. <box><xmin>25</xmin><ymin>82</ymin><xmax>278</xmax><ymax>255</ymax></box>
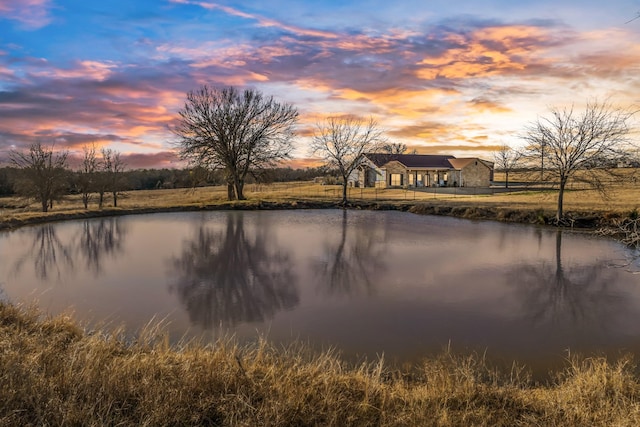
<box><xmin>522</xmin><ymin>100</ymin><xmax>636</xmax><ymax>222</ymax></box>
<box><xmin>310</xmin><ymin>115</ymin><xmax>385</xmax><ymax>204</ymax></box>
<box><xmin>101</xmin><ymin>148</ymin><xmax>126</xmax><ymax>207</ymax></box>
<box><xmin>381</xmin><ymin>142</ymin><xmax>407</xmax><ymax>154</ymax></box>
<box><xmin>493</xmin><ymin>144</ymin><xmax>522</xmax><ymax>188</ymax></box>
<box><xmin>0</xmin><ymin>168</ymin><xmax>15</xmax><ymax>196</ymax></box>
<box><xmin>10</xmin><ymin>142</ymin><xmax>68</xmax><ymax>212</ymax></box>
<box><xmin>77</xmin><ymin>145</ymin><xmax>100</xmax><ymax>209</ymax></box>
<box><xmin>173</xmin><ymin>85</ymin><xmax>298</xmax><ymax>201</ymax></box>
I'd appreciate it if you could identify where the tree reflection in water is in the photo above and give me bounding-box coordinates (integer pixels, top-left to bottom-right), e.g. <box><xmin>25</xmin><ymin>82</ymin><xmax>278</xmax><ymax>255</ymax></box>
<box><xmin>12</xmin><ymin>218</ymin><xmax>127</xmax><ymax>281</ymax></box>
<box><xmin>13</xmin><ymin>224</ymin><xmax>74</xmax><ymax>281</ymax></box>
<box><xmin>314</xmin><ymin>209</ymin><xmax>386</xmax><ymax>296</ymax></box>
<box><xmin>512</xmin><ymin>231</ymin><xmax>625</xmax><ymax>329</ymax></box>
<box><xmin>77</xmin><ymin>218</ymin><xmax>127</xmax><ymax>274</ymax></box>
<box><xmin>170</xmin><ymin>213</ymin><xmax>298</xmax><ymax>329</ymax></box>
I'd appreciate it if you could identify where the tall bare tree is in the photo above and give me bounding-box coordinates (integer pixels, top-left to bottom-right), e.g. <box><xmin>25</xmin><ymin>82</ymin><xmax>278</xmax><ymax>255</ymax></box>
<box><xmin>310</xmin><ymin>115</ymin><xmax>384</xmax><ymax>204</ymax></box>
<box><xmin>381</xmin><ymin>141</ymin><xmax>407</xmax><ymax>154</ymax></box>
<box><xmin>77</xmin><ymin>145</ymin><xmax>99</xmax><ymax>209</ymax></box>
<box><xmin>522</xmin><ymin>100</ymin><xmax>636</xmax><ymax>222</ymax></box>
<box><xmin>10</xmin><ymin>142</ymin><xmax>68</xmax><ymax>212</ymax></box>
<box><xmin>173</xmin><ymin>85</ymin><xmax>298</xmax><ymax>200</ymax></box>
<box><xmin>101</xmin><ymin>148</ymin><xmax>125</xmax><ymax>207</ymax></box>
<box><xmin>493</xmin><ymin>144</ymin><xmax>522</xmax><ymax>188</ymax></box>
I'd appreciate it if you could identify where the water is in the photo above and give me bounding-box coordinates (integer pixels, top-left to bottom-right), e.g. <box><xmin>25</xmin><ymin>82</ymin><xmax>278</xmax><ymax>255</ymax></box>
<box><xmin>1</xmin><ymin>209</ymin><xmax>640</xmax><ymax>376</ymax></box>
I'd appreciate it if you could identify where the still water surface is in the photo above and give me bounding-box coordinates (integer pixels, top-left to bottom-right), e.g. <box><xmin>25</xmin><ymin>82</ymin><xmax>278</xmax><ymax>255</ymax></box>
<box><xmin>2</xmin><ymin>209</ymin><xmax>640</xmax><ymax>375</ymax></box>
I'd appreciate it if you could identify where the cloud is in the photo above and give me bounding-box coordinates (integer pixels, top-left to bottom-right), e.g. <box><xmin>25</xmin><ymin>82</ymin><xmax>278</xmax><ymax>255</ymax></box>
<box><xmin>2</xmin><ymin>7</ymin><xmax>639</xmax><ymax>169</ymax></box>
<box><xmin>170</xmin><ymin>0</ymin><xmax>338</xmax><ymax>39</ymax></box>
<box><xmin>467</xmin><ymin>97</ymin><xmax>512</xmax><ymax>113</ymax></box>
<box><xmin>413</xmin><ymin>143</ymin><xmax>505</xmax><ymax>154</ymax></box>
<box><xmin>117</xmin><ymin>151</ymin><xmax>182</xmax><ymax>169</ymax></box>
<box><xmin>30</xmin><ymin>60</ymin><xmax>117</xmax><ymax>81</ymax></box>
<box><xmin>0</xmin><ymin>0</ymin><xmax>53</xmax><ymax>29</ymax></box>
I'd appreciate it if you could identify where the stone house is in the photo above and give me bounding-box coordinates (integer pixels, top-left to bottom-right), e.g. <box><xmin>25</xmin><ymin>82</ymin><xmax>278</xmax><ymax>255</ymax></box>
<box><xmin>349</xmin><ymin>153</ymin><xmax>493</xmax><ymax>188</ymax></box>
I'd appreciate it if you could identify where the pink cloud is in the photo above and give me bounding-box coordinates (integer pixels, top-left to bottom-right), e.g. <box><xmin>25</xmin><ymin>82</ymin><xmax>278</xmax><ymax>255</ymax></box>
<box><xmin>118</xmin><ymin>151</ymin><xmax>183</xmax><ymax>169</ymax></box>
<box><xmin>0</xmin><ymin>0</ymin><xmax>52</xmax><ymax>29</ymax></box>
<box><xmin>31</xmin><ymin>60</ymin><xmax>117</xmax><ymax>81</ymax></box>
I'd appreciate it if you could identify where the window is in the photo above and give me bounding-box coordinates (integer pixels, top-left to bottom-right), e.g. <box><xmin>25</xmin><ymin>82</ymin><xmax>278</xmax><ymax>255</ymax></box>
<box><xmin>408</xmin><ymin>173</ymin><xmax>415</xmax><ymax>186</ymax></box>
<box><xmin>390</xmin><ymin>173</ymin><xmax>403</xmax><ymax>186</ymax></box>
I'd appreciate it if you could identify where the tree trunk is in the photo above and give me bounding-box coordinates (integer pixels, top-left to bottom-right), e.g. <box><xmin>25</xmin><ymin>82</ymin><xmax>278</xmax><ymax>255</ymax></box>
<box><xmin>227</xmin><ymin>182</ymin><xmax>235</xmax><ymax>200</ymax></box>
<box><xmin>112</xmin><ymin>191</ymin><xmax>118</xmax><ymax>207</ymax></box>
<box><xmin>341</xmin><ymin>183</ymin><xmax>348</xmax><ymax>205</ymax></box>
<box><xmin>235</xmin><ymin>180</ymin><xmax>245</xmax><ymax>200</ymax></box>
<box><xmin>41</xmin><ymin>198</ymin><xmax>48</xmax><ymax>213</ymax></box>
<box><xmin>505</xmin><ymin>171</ymin><xmax>509</xmax><ymax>188</ymax></box>
<box><xmin>82</xmin><ymin>194</ymin><xmax>89</xmax><ymax>209</ymax></box>
<box><xmin>98</xmin><ymin>191</ymin><xmax>104</xmax><ymax>209</ymax></box>
<box><xmin>556</xmin><ymin>177</ymin><xmax>566</xmax><ymax>222</ymax></box>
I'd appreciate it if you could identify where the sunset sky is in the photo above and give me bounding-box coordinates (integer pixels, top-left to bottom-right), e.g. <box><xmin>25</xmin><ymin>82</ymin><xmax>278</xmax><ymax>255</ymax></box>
<box><xmin>1</xmin><ymin>0</ymin><xmax>639</xmax><ymax>169</ymax></box>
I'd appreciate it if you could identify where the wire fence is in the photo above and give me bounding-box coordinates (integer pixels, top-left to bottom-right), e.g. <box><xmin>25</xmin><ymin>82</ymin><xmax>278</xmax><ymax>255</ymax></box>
<box><xmin>245</xmin><ymin>176</ymin><xmax>639</xmax><ymax>203</ymax></box>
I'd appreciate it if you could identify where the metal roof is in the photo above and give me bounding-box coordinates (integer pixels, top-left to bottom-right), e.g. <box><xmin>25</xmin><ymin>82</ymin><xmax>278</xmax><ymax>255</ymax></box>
<box><xmin>364</xmin><ymin>153</ymin><xmax>456</xmax><ymax>169</ymax></box>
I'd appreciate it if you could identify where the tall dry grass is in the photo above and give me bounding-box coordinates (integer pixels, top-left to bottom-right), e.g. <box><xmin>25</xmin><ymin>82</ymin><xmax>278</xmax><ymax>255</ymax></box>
<box><xmin>1</xmin><ymin>302</ymin><xmax>640</xmax><ymax>426</ymax></box>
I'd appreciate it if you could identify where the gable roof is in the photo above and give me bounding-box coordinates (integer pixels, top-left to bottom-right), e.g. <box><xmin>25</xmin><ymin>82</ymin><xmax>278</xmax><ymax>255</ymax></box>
<box><xmin>448</xmin><ymin>158</ymin><xmax>478</xmax><ymax>169</ymax></box>
<box><xmin>364</xmin><ymin>153</ymin><xmax>456</xmax><ymax>169</ymax></box>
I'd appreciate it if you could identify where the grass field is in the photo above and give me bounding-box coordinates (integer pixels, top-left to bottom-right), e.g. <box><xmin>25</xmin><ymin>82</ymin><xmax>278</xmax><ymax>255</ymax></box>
<box><xmin>1</xmin><ymin>302</ymin><xmax>640</xmax><ymax>426</ymax></box>
<box><xmin>2</xmin><ymin>176</ymin><xmax>640</xmax><ymax>226</ymax></box>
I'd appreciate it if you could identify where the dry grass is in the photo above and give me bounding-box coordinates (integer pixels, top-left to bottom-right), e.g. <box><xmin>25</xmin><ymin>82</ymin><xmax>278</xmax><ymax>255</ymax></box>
<box><xmin>2</xmin><ymin>179</ymin><xmax>640</xmax><ymax>225</ymax></box>
<box><xmin>1</xmin><ymin>302</ymin><xmax>640</xmax><ymax>426</ymax></box>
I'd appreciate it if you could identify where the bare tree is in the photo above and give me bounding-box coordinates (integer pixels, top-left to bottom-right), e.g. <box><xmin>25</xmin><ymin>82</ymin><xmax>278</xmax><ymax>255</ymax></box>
<box><xmin>77</xmin><ymin>145</ymin><xmax>99</xmax><ymax>209</ymax></box>
<box><xmin>522</xmin><ymin>100</ymin><xmax>636</xmax><ymax>222</ymax></box>
<box><xmin>310</xmin><ymin>115</ymin><xmax>384</xmax><ymax>204</ymax></box>
<box><xmin>173</xmin><ymin>85</ymin><xmax>298</xmax><ymax>201</ymax></box>
<box><xmin>381</xmin><ymin>141</ymin><xmax>407</xmax><ymax>154</ymax></box>
<box><xmin>10</xmin><ymin>142</ymin><xmax>68</xmax><ymax>212</ymax></box>
<box><xmin>493</xmin><ymin>144</ymin><xmax>522</xmax><ymax>188</ymax></box>
<box><xmin>101</xmin><ymin>148</ymin><xmax>125</xmax><ymax>207</ymax></box>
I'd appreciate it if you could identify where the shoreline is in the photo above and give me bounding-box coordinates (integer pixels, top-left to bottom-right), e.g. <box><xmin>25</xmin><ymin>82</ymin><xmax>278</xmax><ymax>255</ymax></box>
<box><xmin>0</xmin><ymin>197</ymin><xmax>629</xmax><ymax>233</ymax></box>
<box><xmin>0</xmin><ymin>198</ymin><xmax>632</xmax><ymax>241</ymax></box>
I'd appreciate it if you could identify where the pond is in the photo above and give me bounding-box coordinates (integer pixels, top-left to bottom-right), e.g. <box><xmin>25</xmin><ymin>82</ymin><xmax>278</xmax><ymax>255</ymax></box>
<box><xmin>1</xmin><ymin>209</ymin><xmax>640</xmax><ymax>376</ymax></box>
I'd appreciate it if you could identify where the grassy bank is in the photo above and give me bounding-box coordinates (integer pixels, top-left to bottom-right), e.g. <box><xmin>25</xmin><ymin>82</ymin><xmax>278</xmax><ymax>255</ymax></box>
<box><xmin>2</xmin><ymin>181</ymin><xmax>640</xmax><ymax>231</ymax></box>
<box><xmin>1</xmin><ymin>302</ymin><xmax>639</xmax><ymax>426</ymax></box>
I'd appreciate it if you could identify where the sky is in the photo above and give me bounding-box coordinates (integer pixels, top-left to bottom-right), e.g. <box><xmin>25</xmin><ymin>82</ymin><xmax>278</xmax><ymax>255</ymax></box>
<box><xmin>0</xmin><ymin>0</ymin><xmax>639</xmax><ymax>169</ymax></box>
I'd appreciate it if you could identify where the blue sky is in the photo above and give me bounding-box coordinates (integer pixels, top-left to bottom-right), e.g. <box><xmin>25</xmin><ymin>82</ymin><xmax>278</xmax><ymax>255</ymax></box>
<box><xmin>1</xmin><ymin>0</ymin><xmax>639</xmax><ymax>168</ymax></box>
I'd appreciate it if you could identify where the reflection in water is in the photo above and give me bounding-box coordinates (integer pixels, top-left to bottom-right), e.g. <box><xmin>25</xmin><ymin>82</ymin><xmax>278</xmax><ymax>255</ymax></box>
<box><xmin>78</xmin><ymin>218</ymin><xmax>127</xmax><ymax>274</ymax></box>
<box><xmin>12</xmin><ymin>218</ymin><xmax>127</xmax><ymax>281</ymax></box>
<box><xmin>4</xmin><ymin>210</ymin><xmax>640</xmax><ymax>377</ymax></box>
<box><xmin>512</xmin><ymin>231</ymin><xmax>624</xmax><ymax>329</ymax></box>
<box><xmin>170</xmin><ymin>213</ymin><xmax>299</xmax><ymax>328</ymax></box>
<box><xmin>314</xmin><ymin>209</ymin><xmax>386</xmax><ymax>296</ymax></box>
<box><xmin>13</xmin><ymin>224</ymin><xmax>74</xmax><ymax>281</ymax></box>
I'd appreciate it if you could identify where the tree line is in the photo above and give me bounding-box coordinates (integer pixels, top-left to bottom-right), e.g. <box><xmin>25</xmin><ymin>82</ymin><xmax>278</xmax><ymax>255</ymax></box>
<box><xmin>0</xmin><ymin>142</ymin><xmax>332</xmax><ymax>211</ymax></box>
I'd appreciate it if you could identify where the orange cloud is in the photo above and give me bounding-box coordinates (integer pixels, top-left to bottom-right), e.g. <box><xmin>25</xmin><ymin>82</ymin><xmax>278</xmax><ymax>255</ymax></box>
<box><xmin>32</xmin><ymin>60</ymin><xmax>116</xmax><ymax>81</ymax></box>
<box><xmin>467</xmin><ymin>98</ymin><xmax>513</xmax><ymax>114</ymax></box>
<box><xmin>283</xmin><ymin>157</ymin><xmax>324</xmax><ymax>169</ymax></box>
<box><xmin>417</xmin><ymin>25</ymin><xmax>553</xmax><ymax>80</ymax></box>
